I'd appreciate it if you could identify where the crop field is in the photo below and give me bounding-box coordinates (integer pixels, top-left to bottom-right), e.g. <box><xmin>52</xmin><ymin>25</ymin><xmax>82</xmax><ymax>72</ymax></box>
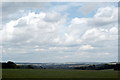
<box><xmin>2</xmin><ymin>69</ymin><xmax>119</xmax><ymax>78</ymax></box>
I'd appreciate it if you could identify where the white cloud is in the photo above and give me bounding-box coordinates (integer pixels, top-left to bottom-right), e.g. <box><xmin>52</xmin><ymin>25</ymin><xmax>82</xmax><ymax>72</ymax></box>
<box><xmin>1</xmin><ymin>6</ymin><xmax>117</xmax><ymax>44</ymax></box>
<box><xmin>1</xmin><ymin>12</ymin><xmax>66</xmax><ymax>44</ymax></box>
<box><xmin>79</xmin><ymin>45</ymin><xmax>94</xmax><ymax>50</ymax></box>
<box><xmin>1</xmin><ymin>5</ymin><xmax>118</xmax><ymax>44</ymax></box>
<box><xmin>92</xmin><ymin>6</ymin><xmax>118</xmax><ymax>26</ymax></box>
<box><xmin>35</xmin><ymin>48</ymin><xmax>45</xmax><ymax>52</ymax></box>
<box><xmin>64</xmin><ymin>6</ymin><xmax>118</xmax><ymax>45</ymax></box>
<box><xmin>71</xmin><ymin>17</ymin><xmax>87</xmax><ymax>24</ymax></box>
<box><xmin>81</xmin><ymin>27</ymin><xmax>118</xmax><ymax>42</ymax></box>
<box><xmin>44</xmin><ymin>12</ymin><xmax>61</xmax><ymax>22</ymax></box>
<box><xmin>1</xmin><ymin>3</ymin><xmax>118</xmax><ymax>62</ymax></box>
<box><xmin>2</xmin><ymin>2</ymin><xmax>47</xmax><ymax>23</ymax></box>
<box><xmin>49</xmin><ymin>47</ymin><xmax>68</xmax><ymax>51</ymax></box>
<box><xmin>109</xmin><ymin>27</ymin><xmax>118</xmax><ymax>35</ymax></box>
<box><xmin>82</xmin><ymin>28</ymin><xmax>107</xmax><ymax>41</ymax></box>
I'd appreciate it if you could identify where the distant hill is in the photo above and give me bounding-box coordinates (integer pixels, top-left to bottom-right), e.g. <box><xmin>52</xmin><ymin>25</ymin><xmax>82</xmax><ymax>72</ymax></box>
<box><xmin>1</xmin><ymin>61</ymin><xmax>120</xmax><ymax>70</ymax></box>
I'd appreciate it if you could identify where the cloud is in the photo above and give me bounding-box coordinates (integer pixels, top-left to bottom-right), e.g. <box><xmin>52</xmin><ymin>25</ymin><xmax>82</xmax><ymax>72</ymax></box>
<box><xmin>1</xmin><ymin>2</ymin><xmax>48</xmax><ymax>23</ymax></box>
<box><xmin>78</xmin><ymin>2</ymin><xmax>115</xmax><ymax>15</ymax></box>
<box><xmin>48</xmin><ymin>47</ymin><xmax>68</xmax><ymax>51</ymax></box>
<box><xmin>109</xmin><ymin>27</ymin><xmax>118</xmax><ymax>34</ymax></box>
<box><xmin>44</xmin><ymin>12</ymin><xmax>61</xmax><ymax>22</ymax></box>
<box><xmin>66</xmin><ymin>6</ymin><xmax>118</xmax><ymax>43</ymax></box>
<box><xmin>79</xmin><ymin>45</ymin><xmax>94</xmax><ymax>50</ymax></box>
<box><xmin>35</xmin><ymin>48</ymin><xmax>45</xmax><ymax>52</ymax></box>
<box><xmin>1</xmin><ymin>6</ymin><xmax>118</xmax><ymax>45</ymax></box>
<box><xmin>1</xmin><ymin>12</ymin><xmax>66</xmax><ymax>44</ymax></box>
<box><xmin>81</xmin><ymin>27</ymin><xmax>118</xmax><ymax>42</ymax></box>
<box><xmin>78</xmin><ymin>2</ymin><xmax>99</xmax><ymax>15</ymax></box>
<box><xmin>91</xmin><ymin>6</ymin><xmax>118</xmax><ymax>26</ymax></box>
<box><xmin>1</xmin><ymin>3</ymin><xmax>118</xmax><ymax>62</ymax></box>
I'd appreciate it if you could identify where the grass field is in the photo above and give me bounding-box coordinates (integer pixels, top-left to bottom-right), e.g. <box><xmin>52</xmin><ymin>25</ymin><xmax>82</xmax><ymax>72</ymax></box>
<box><xmin>2</xmin><ymin>69</ymin><xmax>119</xmax><ymax>78</ymax></box>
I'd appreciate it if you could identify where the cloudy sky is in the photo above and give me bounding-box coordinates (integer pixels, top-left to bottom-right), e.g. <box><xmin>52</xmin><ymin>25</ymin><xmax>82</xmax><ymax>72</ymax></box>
<box><xmin>1</xmin><ymin>2</ymin><xmax>118</xmax><ymax>63</ymax></box>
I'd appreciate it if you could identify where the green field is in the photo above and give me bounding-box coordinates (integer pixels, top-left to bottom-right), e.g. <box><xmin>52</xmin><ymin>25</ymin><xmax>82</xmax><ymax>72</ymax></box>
<box><xmin>2</xmin><ymin>69</ymin><xmax>118</xmax><ymax>78</ymax></box>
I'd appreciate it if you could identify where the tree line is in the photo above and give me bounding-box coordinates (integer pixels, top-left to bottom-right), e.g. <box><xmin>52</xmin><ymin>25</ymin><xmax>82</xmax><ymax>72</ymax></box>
<box><xmin>1</xmin><ymin>61</ymin><xmax>120</xmax><ymax>70</ymax></box>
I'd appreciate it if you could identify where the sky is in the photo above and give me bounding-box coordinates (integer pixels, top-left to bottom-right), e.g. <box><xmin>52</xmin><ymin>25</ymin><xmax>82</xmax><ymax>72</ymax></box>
<box><xmin>0</xmin><ymin>2</ymin><xmax>118</xmax><ymax>63</ymax></box>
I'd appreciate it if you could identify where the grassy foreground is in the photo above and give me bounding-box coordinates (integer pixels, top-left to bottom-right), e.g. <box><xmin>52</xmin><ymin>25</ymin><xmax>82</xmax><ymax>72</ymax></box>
<box><xmin>2</xmin><ymin>69</ymin><xmax>118</xmax><ymax>78</ymax></box>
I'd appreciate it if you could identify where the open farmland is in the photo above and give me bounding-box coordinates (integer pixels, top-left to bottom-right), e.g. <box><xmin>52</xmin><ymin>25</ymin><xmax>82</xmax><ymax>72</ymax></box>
<box><xmin>2</xmin><ymin>69</ymin><xmax>118</xmax><ymax>78</ymax></box>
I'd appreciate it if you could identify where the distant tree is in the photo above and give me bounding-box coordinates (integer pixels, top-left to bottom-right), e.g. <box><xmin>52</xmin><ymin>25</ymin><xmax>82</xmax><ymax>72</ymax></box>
<box><xmin>7</xmin><ymin>61</ymin><xmax>15</xmax><ymax>64</ymax></box>
<box><xmin>27</xmin><ymin>65</ymin><xmax>34</xmax><ymax>69</ymax></box>
<box><xmin>114</xmin><ymin>63</ymin><xmax>120</xmax><ymax>70</ymax></box>
<box><xmin>2</xmin><ymin>61</ymin><xmax>17</xmax><ymax>69</ymax></box>
<box><xmin>7</xmin><ymin>61</ymin><xmax>17</xmax><ymax>68</ymax></box>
